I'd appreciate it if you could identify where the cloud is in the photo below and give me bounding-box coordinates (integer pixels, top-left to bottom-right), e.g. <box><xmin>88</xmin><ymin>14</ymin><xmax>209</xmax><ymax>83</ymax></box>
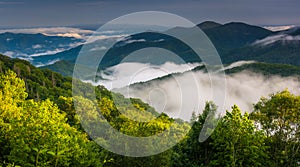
<box><xmin>2</xmin><ymin>51</ymin><xmax>14</xmax><ymax>57</ymax></box>
<box><xmin>83</xmin><ymin>62</ymin><xmax>202</xmax><ymax>89</ymax></box>
<box><xmin>35</xmin><ymin>58</ymin><xmax>60</xmax><ymax>67</ymax></box>
<box><xmin>115</xmin><ymin>69</ymin><xmax>300</xmax><ymax>121</ymax></box>
<box><xmin>113</xmin><ymin>38</ymin><xmax>165</xmax><ymax>47</ymax></box>
<box><xmin>125</xmin><ymin>39</ymin><xmax>146</xmax><ymax>44</ymax></box>
<box><xmin>113</xmin><ymin>39</ymin><xmax>146</xmax><ymax>47</ymax></box>
<box><xmin>56</xmin><ymin>33</ymin><xmax>82</xmax><ymax>38</ymax></box>
<box><xmin>154</xmin><ymin>39</ymin><xmax>165</xmax><ymax>42</ymax></box>
<box><xmin>1</xmin><ymin>41</ymin><xmax>83</xmax><ymax>59</ymax></box>
<box><xmin>0</xmin><ymin>27</ymin><xmax>94</xmax><ymax>39</ymax></box>
<box><xmin>219</xmin><ymin>60</ymin><xmax>256</xmax><ymax>71</ymax></box>
<box><xmin>253</xmin><ymin>34</ymin><xmax>300</xmax><ymax>45</ymax></box>
<box><xmin>81</xmin><ymin>61</ymin><xmax>300</xmax><ymax>121</ymax></box>
<box><xmin>263</xmin><ymin>25</ymin><xmax>295</xmax><ymax>31</ymax></box>
<box><xmin>17</xmin><ymin>56</ymin><xmax>33</xmax><ymax>61</ymax></box>
<box><xmin>32</xmin><ymin>44</ymin><xmax>42</xmax><ymax>49</ymax></box>
<box><xmin>0</xmin><ymin>27</ymin><xmax>130</xmax><ymax>42</ymax></box>
<box><xmin>86</xmin><ymin>34</ymin><xmax>129</xmax><ymax>43</ymax></box>
<box><xmin>29</xmin><ymin>48</ymin><xmax>67</xmax><ymax>57</ymax></box>
<box><xmin>89</xmin><ymin>46</ymin><xmax>107</xmax><ymax>51</ymax></box>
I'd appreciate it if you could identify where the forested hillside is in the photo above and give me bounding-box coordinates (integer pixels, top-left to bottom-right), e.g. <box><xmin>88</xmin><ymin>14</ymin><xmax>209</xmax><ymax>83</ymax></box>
<box><xmin>225</xmin><ymin>62</ymin><xmax>300</xmax><ymax>77</ymax></box>
<box><xmin>0</xmin><ymin>54</ymin><xmax>189</xmax><ymax>166</ymax></box>
<box><xmin>0</xmin><ymin>54</ymin><xmax>300</xmax><ymax>166</ymax></box>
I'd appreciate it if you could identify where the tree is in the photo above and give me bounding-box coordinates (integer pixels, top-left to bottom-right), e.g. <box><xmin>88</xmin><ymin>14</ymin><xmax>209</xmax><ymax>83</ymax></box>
<box><xmin>0</xmin><ymin>70</ymin><xmax>104</xmax><ymax>166</ymax></box>
<box><xmin>171</xmin><ymin>101</ymin><xmax>218</xmax><ymax>167</ymax></box>
<box><xmin>0</xmin><ymin>70</ymin><xmax>27</xmax><ymax>165</ymax></box>
<box><xmin>251</xmin><ymin>90</ymin><xmax>300</xmax><ymax>166</ymax></box>
<box><xmin>211</xmin><ymin>105</ymin><xmax>268</xmax><ymax>167</ymax></box>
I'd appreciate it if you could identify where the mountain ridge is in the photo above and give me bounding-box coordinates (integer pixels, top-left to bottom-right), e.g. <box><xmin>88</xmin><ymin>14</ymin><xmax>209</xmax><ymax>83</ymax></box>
<box><xmin>1</xmin><ymin>21</ymin><xmax>299</xmax><ymax>78</ymax></box>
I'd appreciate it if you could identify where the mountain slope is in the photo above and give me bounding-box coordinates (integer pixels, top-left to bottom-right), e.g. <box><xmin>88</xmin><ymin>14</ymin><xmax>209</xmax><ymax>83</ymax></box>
<box><xmin>224</xmin><ymin>40</ymin><xmax>300</xmax><ymax>65</ymax></box>
<box><xmin>0</xmin><ymin>53</ymin><xmax>192</xmax><ymax>166</ymax></box>
<box><xmin>224</xmin><ymin>61</ymin><xmax>300</xmax><ymax>77</ymax></box>
<box><xmin>0</xmin><ymin>53</ymin><xmax>73</xmax><ymax>100</ymax></box>
<box><xmin>28</xmin><ymin>22</ymin><xmax>299</xmax><ymax>78</ymax></box>
<box><xmin>40</xmin><ymin>22</ymin><xmax>275</xmax><ymax>76</ymax></box>
<box><xmin>0</xmin><ymin>53</ymin><xmax>169</xmax><ymax>121</ymax></box>
<box><xmin>202</xmin><ymin>22</ymin><xmax>273</xmax><ymax>54</ymax></box>
<box><xmin>222</xmin><ymin>26</ymin><xmax>300</xmax><ymax>66</ymax></box>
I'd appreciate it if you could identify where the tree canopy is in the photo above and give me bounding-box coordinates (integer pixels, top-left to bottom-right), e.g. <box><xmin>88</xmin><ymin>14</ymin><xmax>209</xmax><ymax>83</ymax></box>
<box><xmin>1</xmin><ymin>54</ymin><xmax>299</xmax><ymax>166</ymax></box>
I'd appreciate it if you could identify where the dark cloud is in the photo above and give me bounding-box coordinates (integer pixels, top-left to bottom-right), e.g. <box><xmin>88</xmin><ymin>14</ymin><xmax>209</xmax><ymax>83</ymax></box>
<box><xmin>0</xmin><ymin>0</ymin><xmax>299</xmax><ymax>27</ymax></box>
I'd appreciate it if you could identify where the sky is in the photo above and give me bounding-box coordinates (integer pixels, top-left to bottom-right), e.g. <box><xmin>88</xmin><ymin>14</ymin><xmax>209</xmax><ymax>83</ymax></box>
<box><xmin>0</xmin><ymin>0</ymin><xmax>300</xmax><ymax>27</ymax></box>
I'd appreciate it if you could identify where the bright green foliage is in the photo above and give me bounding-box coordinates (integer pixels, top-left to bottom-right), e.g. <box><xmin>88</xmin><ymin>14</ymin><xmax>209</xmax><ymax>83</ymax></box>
<box><xmin>0</xmin><ymin>70</ymin><xmax>27</xmax><ymax>164</ymax></box>
<box><xmin>0</xmin><ymin>71</ymin><xmax>104</xmax><ymax>166</ymax></box>
<box><xmin>0</xmin><ymin>54</ymin><xmax>72</xmax><ymax>101</ymax></box>
<box><xmin>0</xmin><ymin>70</ymin><xmax>27</xmax><ymax>102</ymax></box>
<box><xmin>251</xmin><ymin>90</ymin><xmax>300</xmax><ymax>166</ymax></box>
<box><xmin>211</xmin><ymin>105</ymin><xmax>268</xmax><ymax>167</ymax></box>
<box><xmin>93</xmin><ymin>96</ymin><xmax>191</xmax><ymax>166</ymax></box>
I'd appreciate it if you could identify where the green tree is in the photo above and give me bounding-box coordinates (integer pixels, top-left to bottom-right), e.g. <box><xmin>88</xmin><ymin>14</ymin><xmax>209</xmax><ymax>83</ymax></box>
<box><xmin>0</xmin><ymin>70</ymin><xmax>28</xmax><ymax>164</ymax></box>
<box><xmin>171</xmin><ymin>101</ymin><xmax>218</xmax><ymax>167</ymax></box>
<box><xmin>211</xmin><ymin>105</ymin><xmax>268</xmax><ymax>167</ymax></box>
<box><xmin>0</xmin><ymin>70</ymin><xmax>104</xmax><ymax>166</ymax></box>
<box><xmin>251</xmin><ymin>90</ymin><xmax>300</xmax><ymax>166</ymax></box>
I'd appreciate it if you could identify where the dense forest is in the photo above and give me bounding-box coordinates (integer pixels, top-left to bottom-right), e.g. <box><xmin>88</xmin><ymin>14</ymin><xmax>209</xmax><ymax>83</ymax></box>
<box><xmin>0</xmin><ymin>54</ymin><xmax>300</xmax><ymax>166</ymax></box>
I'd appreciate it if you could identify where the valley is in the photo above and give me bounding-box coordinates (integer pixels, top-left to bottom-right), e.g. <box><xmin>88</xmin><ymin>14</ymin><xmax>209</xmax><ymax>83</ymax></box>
<box><xmin>0</xmin><ymin>19</ymin><xmax>300</xmax><ymax>166</ymax></box>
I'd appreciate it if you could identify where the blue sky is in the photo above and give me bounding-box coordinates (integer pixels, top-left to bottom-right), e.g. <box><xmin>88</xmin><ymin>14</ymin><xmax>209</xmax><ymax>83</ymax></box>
<box><xmin>0</xmin><ymin>0</ymin><xmax>299</xmax><ymax>27</ymax></box>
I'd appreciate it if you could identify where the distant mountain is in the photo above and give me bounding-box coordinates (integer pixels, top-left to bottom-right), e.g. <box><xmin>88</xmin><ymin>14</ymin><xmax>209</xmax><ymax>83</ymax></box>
<box><xmin>197</xmin><ymin>21</ymin><xmax>222</xmax><ymax>30</ymax></box>
<box><xmin>289</xmin><ymin>28</ymin><xmax>300</xmax><ymax>36</ymax></box>
<box><xmin>224</xmin><ymin>41</ymin><xmax>300</xmax><ymax>65</ymax></box>
<box><xmin>277</xmin><ymin>27</ymin><xmax>300</xmax><ymax>36</ymax></box>
<box><xmin>223</xmin><ymin>27</ymin><xmax>300</xmax><ymax>65</ymax></box>
<box><xmin>202</xmin><ymin>22</ymin><xmax>273</xmax><ymax>54</ymax></box>
<box><xmin>17</xmin><ymin>21</ymin><xmax>295</xmax><ymax>78</ymax></box>
<box><xmin>0</xmin><ymin>32</ymin><xmax>83</xmax><ymax>61</ymax></box>
<box><xmin>40</xmin><ymin>21</ymin><xmax>276</xmax><ymax>76</ymax></box>
<box><xmin>40</xmin><ymin>31</ymin><xmax>201</xmax><ymax>76</ymax></box>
